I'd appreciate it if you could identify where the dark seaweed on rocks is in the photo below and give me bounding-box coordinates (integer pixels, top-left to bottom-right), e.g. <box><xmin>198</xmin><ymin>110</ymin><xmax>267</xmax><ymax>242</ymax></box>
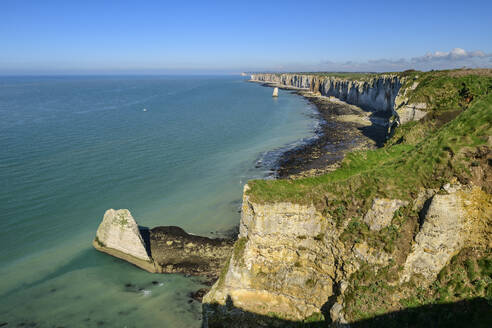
<box><xmin>270</xmin><ymin>88</ymin><xmax>389</xmax><ymax>178</ymax></box>
<box><xmin>149</xmin><ymin>226</ymin><xmax>234</xmax><ymax>284</ymax></box>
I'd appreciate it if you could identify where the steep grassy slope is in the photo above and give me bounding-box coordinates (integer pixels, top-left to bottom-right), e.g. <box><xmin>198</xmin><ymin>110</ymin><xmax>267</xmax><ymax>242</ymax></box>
<box><xmin>244</xmin><ymin>69</ymin><xmax>491</xmax><ymax>325</ymax></box>
<box><xmin>248</xmin><ymin>70</ymin><xmax>492</xmax><ymax>212</ymax></box>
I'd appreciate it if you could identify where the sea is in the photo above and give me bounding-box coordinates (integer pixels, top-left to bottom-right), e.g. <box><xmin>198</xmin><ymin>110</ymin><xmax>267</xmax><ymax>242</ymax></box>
<box><xmin>0</xmin><ymin>75</ymin><xmax>318</xmax><ymax>327</ymax></box>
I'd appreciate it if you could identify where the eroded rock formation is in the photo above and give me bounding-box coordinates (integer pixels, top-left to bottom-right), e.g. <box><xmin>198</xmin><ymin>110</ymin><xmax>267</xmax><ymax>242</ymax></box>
<box><xmin>203</xmin><ymin>186</ymin><xmax>360</xmax><ymax>326</ymax></box>
<box><xmin>93</xmin><ymin>209</ymin><xmax>156</xmax><ymax>272</ymax></box>
<box><xmin>401</xmin><ymin>184</ymin><xmax>492</xmax><ymax>283</ymax></box>
<box><xmin>93</xmin><ymin>209</ymin><xmax>234</xmax><ymax>280</ymax></box>
<box><xmin>250</xmin><ymin>73</ymin><xmax>429</xmax><ymax>125</ymax></box>
<box><xmin>203</xmin><ymin>181</ymin><xmax>491</xmax><ymax>327</ymax></box>
<box><xmin>363</xmin><ymin>198</ymin><xmax>408</xmax><ymax>231</ymax></box>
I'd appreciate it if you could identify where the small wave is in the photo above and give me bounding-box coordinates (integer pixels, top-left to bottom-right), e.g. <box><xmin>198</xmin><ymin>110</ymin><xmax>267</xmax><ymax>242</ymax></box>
<box><xmin>141</xmin><ymin>289</ymin><xmax>152</xmax><ymax>296</ymax></box>
<box><xmin>255</xmin><ymin>132</ymin><xmax>321</xmax><ymax>177</ymax></box>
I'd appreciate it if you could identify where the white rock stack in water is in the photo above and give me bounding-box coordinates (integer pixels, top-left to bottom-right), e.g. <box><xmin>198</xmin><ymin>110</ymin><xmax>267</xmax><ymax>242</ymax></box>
<box><xmin>94</xmin><ymin>209</ymin><xmax>151</xmax><ymax>263</ymax></box>
<box><xmin>272</xmin><ymin>87</ymin><xmax>279</xmax><ymax>97</ymax></box>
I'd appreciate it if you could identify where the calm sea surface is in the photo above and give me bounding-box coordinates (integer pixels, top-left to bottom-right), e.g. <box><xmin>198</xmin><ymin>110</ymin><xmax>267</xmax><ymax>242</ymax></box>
<box><xmin>0</xmin><ymin>76</ymin><xmax>317</xmax><ymax>327</ymax></box>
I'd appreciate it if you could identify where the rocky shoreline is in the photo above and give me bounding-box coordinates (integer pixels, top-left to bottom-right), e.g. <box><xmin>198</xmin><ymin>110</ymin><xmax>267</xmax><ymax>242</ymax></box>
<box><xmin>255</xmin><ymin>81</ymin><xmax>389</xmax><ymax>178</ymax></box>
<box><xmin>92</xmin><ymin>79</ymin><xmax>394</xmax><ymax>302</ymax></box>
<box><xmin>202</xmin><ymin>70</ymin><xmax>492</xmax><ymax>327</ymax></box>
<box><xmin>93</xmin><ymin>209</ymin><xmax>235</xmax><ymax>285</ymax></box>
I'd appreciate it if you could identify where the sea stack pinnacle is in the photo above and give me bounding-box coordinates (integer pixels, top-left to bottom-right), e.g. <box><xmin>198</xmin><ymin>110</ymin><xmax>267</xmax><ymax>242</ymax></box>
<box><xmin>93</xmin><ymin>209</ymin><xmax>157</xmax><ymax>272</ymax></box>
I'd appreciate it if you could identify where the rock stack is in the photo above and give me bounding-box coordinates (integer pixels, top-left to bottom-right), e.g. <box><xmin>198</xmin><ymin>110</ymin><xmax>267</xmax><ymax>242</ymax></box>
<box><xmin>93</xmin><ymin>209</ymin><xmax>157</xmax><ymax>272</ymax></box>
<box><xmin>93</xmin><ymin>209</ymin><xmax>234</xmax><ymax>281</ymax></box>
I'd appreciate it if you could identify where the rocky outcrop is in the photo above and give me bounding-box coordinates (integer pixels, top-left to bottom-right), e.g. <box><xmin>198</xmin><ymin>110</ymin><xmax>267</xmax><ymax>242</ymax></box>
<box><xmin>150</xmin><ymin>226</ymin><xmax>234</xmax><ymax>282</ymax></box>
<box><xmin>203</xmin><ymin>186</ymin><xmax>360</xmax><ymax>326</ymax></box>
<box><xmin>250</xmin><ymin>73</ymin><xmax>428</xmax><ymax>125</ymax></box>
<box><xmin>401</xmin><ymin>184</ymin><xmax>492</xmax><ymax>283</ymax></box>
<box><xmin>93</xmin><ymin>209</ymin><xmax>234</xmax><ymax>279</ymax></box>
<box><xmin>203</xmin><ymin>180</ymin><xmax>491</xmax><ymax>326</ymax></box>
<box><xmin>363</xmin><ymin>198</ymin><xmax>409</xmax><ymax>231</ymax></box>
<box><xmin>393</xmin><ymin>79</ymin><xmax>428</xmax><ymax>124</ymax></box>
<box><xmin>395</xmin><ymin>103</ymin><xmax>428</xmax><ymax>124</ymax></box>
<box><xmin>93</xmin><ymin>209</ymin><xmax>156</xmax><ymax>272</ymax></box>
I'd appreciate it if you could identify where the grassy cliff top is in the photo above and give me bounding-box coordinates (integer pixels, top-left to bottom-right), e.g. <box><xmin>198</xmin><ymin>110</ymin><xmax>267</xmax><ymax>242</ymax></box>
<box><xmin>257</xmin><ymin>69</ymin><xmax>492</xmax><ymax>113</ymax></box>
<box><xmin>257</xmin><ymin>68</ymin><xmax>492</xmax><ymax>80</ymax></box>
<box><xmin>244</xmin><ymin>68</ymin><xmax>491</xmax><ymax>326</ymax></box>
<box><xmin>402</xmin><ymin>69</ymin><xmax>492</xmax><ymax>111</ymax></box>
<box><xmin>247</xmin><ymin>71</ymin><xmax>492</xmax><ymax>216</ymax></box>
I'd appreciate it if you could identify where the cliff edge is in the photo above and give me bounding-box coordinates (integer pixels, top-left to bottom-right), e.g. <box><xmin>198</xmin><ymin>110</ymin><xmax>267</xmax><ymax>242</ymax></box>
<box><xmin>204</xmin><ymin>69</ymin><xmax>492</xmax><ymax>327</ymax></box>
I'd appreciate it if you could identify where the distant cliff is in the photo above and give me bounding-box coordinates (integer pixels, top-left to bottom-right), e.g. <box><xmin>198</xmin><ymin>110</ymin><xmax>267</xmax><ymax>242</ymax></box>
<box><xmin>251</xmin><ymin>72</ymin><xmax>430</xmax><ymax>125</ymax></box>
<box><xmin>203</xmin><ymin>69</ymin><xmax>492</xmax><ymax>327</ymax></box>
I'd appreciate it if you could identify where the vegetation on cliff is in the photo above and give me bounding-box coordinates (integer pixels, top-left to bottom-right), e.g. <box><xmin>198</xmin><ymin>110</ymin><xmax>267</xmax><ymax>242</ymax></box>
<box><xmin>248</xmin><ymin>69</ymin><xmax>491</xmax><ymax>209</ymax></box>
<box><xmin>243</xmin><ymin>69</ymin><xmax>492</xmax><ymax>325</ymax></box>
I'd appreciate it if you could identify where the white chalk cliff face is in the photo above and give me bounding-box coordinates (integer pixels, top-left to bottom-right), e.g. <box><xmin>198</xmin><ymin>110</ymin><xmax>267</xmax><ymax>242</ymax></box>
<box><xmin>250</xmin><ymin>73</ymin><xmax>428</xmax><ymax>125</ymax></box>
<box><xmin>203</xmin><ymin>182</ymin><xmax>491</xmax><ymax>326</ymax></box>
<box><xmin>203</xmin><ymin>186</ymin><xmax>362</xmax><ymax>325</ymax></box>
<box><xmin>251</xmin><ymin>73</ymin><xmax>401</xmax><ymax>114</ymax></box>
<box><xmin>401</xmin><ymin>185</ymin><xmax>492</xmax><ymax>283</ymax></box>
<box><xmin>95</xmin><ymin>209</ymin><xmax>151</xmax><ymax>262</ymax></box>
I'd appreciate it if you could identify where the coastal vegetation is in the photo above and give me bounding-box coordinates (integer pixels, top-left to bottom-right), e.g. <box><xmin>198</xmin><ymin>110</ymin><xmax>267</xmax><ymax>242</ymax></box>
<box><xmin>248</xmin><ymin>69</ymin><xmax>492</xmax><ymax>211</ymax></box>
<box><xmin>205</xmin><ymin>68</ymin><xmax>491</xmax><ymax>327</ymax></box>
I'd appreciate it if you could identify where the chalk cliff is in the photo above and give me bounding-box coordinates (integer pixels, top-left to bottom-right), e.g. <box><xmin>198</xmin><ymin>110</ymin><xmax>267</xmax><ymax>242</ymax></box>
<box><xmin>93</xmin><ymin>209</ymin><xmax>234</xmax><ymax>279</ymax></box>
<box><xmin>203</xmin><ymin>187</ymin><xmax>405</xmax><ymax>326</ymax></box>
<box><xmin>93</xmin><ymin>209</ymin><xmax>157</xmax><ymax>272</ymax></box>
<box><xmin>204</xmin><ymin>73</ymin><xmax>492</xmax><ymax>326</ymax></box>
<box><xmin>203</xmin><ymin>182</ymin><xmax>491</xmax><ymax>327</ymax></box>
<box><xmin>250</xmin><ymin>73</ymin><xmax>429</xmax><ymax>125</ymax></box>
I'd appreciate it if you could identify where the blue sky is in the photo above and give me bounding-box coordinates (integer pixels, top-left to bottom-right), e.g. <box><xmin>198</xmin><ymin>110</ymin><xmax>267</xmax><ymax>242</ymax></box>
<box><xmin>1</xmin><ymin>0</ymin><xmax>491</xmax><ymax>74</ymax></box>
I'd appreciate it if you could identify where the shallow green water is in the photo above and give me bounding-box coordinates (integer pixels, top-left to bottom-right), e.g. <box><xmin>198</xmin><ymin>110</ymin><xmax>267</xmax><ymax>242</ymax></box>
<box><xmin>0</xmin><ymin>76</ymin><xmax>317</xmax><ymax>327</ymax></box>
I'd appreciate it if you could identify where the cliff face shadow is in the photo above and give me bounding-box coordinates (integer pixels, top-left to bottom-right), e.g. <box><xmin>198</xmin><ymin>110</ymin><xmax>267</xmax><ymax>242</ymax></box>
<box><xmin>356</xmin><ymin>110</ymin><xmax>392</xmax><ymax>148</ymax></box>
<box><xmin>203</xmin><ymin>297</ymin><xmax>491</xmax><ymax>328</ymax></box>
<box><xmin>357</xmin><ymin>122</ymin><xmax>387</xmax><ymax>147</ymax></box>
<box><xmin>138</xmin><ymin>225</ymin><xmax>152</xmax><ymax>258</ymax></box>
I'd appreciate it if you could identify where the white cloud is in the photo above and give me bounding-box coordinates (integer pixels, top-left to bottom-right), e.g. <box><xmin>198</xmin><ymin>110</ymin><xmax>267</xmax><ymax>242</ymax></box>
<box><xmin>413</xmin><ymin>48</ymin><xmax>487</xmax><ymax>62</ymax></box>
<box><xmin>270</xmin><ymin>48</ymin><xmax>492</xmax><ymax>73</ymax></box>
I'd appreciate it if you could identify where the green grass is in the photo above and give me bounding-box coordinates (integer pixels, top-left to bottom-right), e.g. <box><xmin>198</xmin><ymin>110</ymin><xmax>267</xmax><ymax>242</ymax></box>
<box><xmin>290</xmin><ymin>72</ymin><xmax>383</xmax><ymax>81</ymax></box>
<box><xmin>242</xmin><ymin>71</ymin><xmax>492</xmax><ymax>325</ymax></box>
<box><xmin>405</xmin><ymin>249</ymin><xmax>492</xmax><ymax>306</ymax></box>
<box><xmin>343</xmin><ymin>263</ymin><xmax>399</xmax><ymax>320</ymax></box>
<box><xmin>233</xmin><ymin>237</ymin><xmax>248</xmax><ymax>266</ymax></box>
<box><xmin>404</xmin><ymin>69</ymin><xmax>492</xmax><ymax>111</ymax></box>
<box><xmin>247</xmin><ymin>92</ymin><xmax>492</xmax><ymax>221</ymax></box>
<box><xmin>342</xmin><ymin>248</ymin><xmax>491</xmax><ymax>322</ymax></box>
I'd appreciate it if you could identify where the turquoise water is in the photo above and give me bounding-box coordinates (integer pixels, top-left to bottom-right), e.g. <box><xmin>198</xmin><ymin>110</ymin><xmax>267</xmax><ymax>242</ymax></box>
<box><xmin>0</xmin><ymin>76</ymin><xmax>317</xmax><ymax>327</ymax></box>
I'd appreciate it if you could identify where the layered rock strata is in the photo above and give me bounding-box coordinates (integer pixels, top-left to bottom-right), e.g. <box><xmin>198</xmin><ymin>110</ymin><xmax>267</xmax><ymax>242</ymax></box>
<box><xmin>203</xmin><ymin>181</ymin><xmax>491</xmax><ymax>326</ymax></box>
<box><xmin>401</xmin><ymin>184</ymin><xmax>492</xmax><ymax>283</ymax></box>
<box><xmin>203</xmin><ymin>186</ymin><xmax>359</xmax><ymax>326</ymax></box>
<box><xmin>250</xmin><ymin>73</ymin><xmax>429</xmax><ymax>125</ymax></box>
<box><xmin>93</xmin><ymin>209</ymin><xmax>156</xmax><ymax>272</ymax></box>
